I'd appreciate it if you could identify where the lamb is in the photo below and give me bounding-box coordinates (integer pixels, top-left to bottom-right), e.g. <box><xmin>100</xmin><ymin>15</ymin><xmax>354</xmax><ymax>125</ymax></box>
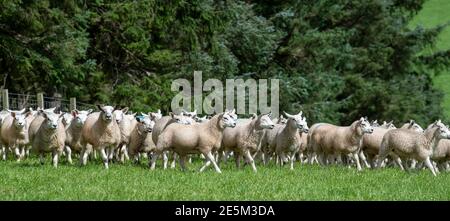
<box><xmin>151</xmin><ymin>112</ymin><xmax>194</xmax><ymax>169</ymax></box>
<box><xmin>401</xmin><ymin>120</ymin><xmax>424</xmax><ymax>132</ymax></box>
<box><xmin>361</xmin><ymin>122</ymin><xmax>397</xmax><ymax>168</ymax></box>
<box><xmin>151</xmin><ymin>110</ymin><xmax>238</xmax><ymax>173</ymax></box>
<box><xmin>308</xmin><ymin>117</ymin><xmax>373</xmax><ymax>171</ymax></box>
<box><xmin>113</xmin><ymin>107</ymin><xmax>135</xmax><ymax>162</ymax></box>
<box><xmin>274</xmin><ymin>112</ymin><xmax>309</xmax><ymax>170</ymax></box>
<box><xmin>62</xmin><ymin>112</ymin><xmax>74</xmax><ymax>128</ymax></box>
<box><xmin>80</xmin><ymin>105</ymin><xmax>121</xmax><ymax>169</ymax></box>
<box><xmin>0</xmin><ymin>109</ymin><xmax>32</xmax><ymax>161</ymax></box>
<box><xmin>220</xmin><ymin>113</ymin><xmax>275</xmax><ymax>172</ymax></box>
<box><xmin>377</xmin><ymin>121</ymin><xmax>450</xmax><ymax>176</ymax></box>
<box><xmin>29</xmin><ymin>109</ymin><xmax>66</xmax><ymax>167</ymax></box>
<box><xmin>64</xmin><ymin>109</ymin><xmax>93</xmax><ymax>164</ymax></box>
<box><xmin>127</xmin><ymin>113</ymin><xmax>156</xmax><ymax>163</ymax></box>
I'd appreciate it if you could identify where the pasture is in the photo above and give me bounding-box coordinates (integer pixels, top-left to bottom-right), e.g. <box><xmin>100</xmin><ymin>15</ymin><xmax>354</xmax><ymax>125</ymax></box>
<box><xmin>0</xmin><ymin>157</ymin><xmax>449</xmax><ymax>201</ymax></box>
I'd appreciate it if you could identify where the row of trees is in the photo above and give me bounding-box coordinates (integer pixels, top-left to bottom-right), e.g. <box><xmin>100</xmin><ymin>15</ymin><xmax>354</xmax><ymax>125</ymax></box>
<box><xmin>1</xmin><ymin>0</ymin><xmax>449</xmax><ymax>125</ymax></box>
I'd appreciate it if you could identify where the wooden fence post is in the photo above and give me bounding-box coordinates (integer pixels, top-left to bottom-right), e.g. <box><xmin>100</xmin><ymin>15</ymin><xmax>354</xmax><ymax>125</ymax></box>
<box><xmin>37</xmin><ymin>93</ymin><xmax>44</xmax><ymax>109</ymax></box>
<box><xmin>70</xmin><ymin>98</ymin><xmax>76</xmax><ymax>111</ymax></box>
<box><xmin>2</xmin><ymin>89</ymin><xmax>9</xmax><ymax>110</ymax></box>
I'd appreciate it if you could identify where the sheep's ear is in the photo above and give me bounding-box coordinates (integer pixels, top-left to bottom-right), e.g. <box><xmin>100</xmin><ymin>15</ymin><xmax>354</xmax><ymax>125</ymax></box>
<box><xmin>157</xmin><ymin>109</ymin><xmax>161</xmax><ymax>114</ymax></box>
<box><xmin>169</xmin><ymin>112</ymin><xmax>174</xmax><ymax>118</ymax></box>
<box><xmin>10</xmin><ymin>111</ymin><xmax>16</xmax><ymax>118</ymax></box>
<box><xmin>87</xmin><ymin>109</ymin><xmax>94</xmax><ymax>114</ymax></box>
<box><xmin>71</xmin><ymin>110</ymin><xmax>79</xmax><ymax>117</ymax></box>
<box><xmin>59</xmin><ymin>113</ymin><xmax>65</xmax><ymax>118</ymax></box>
<box><xmin>192</xmin><ymin>110</ymin><xmax>197</xmax><ymax>116</ymax></box>
<box><xmin>267</xmin><ymin>111</ymin><xmax>272</xmax><ymax>118</ymax></box>
<box><xmin>97</xmin><ymin>105</ymin><xmax>104</xmax><ymax>111</ymax></box>
<box><xmin>122</xmin><ymin>107</ymin><xmax>129</xmax><ymax>114</ymax></box>
<box><xmin>251</xmin><ymin>113</ymin><xmax>257</xmax><ymax>119</ymax></box>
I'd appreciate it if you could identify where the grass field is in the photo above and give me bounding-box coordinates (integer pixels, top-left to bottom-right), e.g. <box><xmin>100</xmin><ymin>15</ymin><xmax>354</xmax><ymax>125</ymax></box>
<box><xmin>0</xmin><ymin>157</ymin><xmax>449</xmax><ymax>201</ymax></box>
<box><xmin>411</xmin><ymin>0</ymin><xmax>450</xmax><ymax>118</ymax></box>
<box><xmin>1</xmin><ymin>1</ymin><xmax>450</xmax><ymax>202</ymax></box>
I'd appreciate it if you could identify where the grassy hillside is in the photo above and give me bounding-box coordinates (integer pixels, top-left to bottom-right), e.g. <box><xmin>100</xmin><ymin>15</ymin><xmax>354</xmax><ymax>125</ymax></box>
<box><xmin>0</xmin><ymin>158</ymin><xmax>448</xmax><ymax>200</ymax></box>
<box><xmin>411</xmin><ymin>0</ymin><xmax>450</xmax><ymax>118</ymax></box>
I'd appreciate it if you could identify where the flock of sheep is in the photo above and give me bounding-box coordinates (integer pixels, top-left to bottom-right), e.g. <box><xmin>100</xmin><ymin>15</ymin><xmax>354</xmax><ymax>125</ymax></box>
<box><xmin>1</xmin><ymin>105</ymin><xmax>450</xmax><ymax>176</ymax></box>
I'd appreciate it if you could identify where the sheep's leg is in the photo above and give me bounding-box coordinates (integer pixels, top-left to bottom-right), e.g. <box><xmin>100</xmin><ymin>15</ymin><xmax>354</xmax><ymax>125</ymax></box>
<box><xmin>308</xmin><ymin>152</ymin><xmax>316</xmax><ymax>165</ymax></box>
<box><xmin>244</xmin><ymin>150</ymin><xmax>257</xmax><ymax>173</ymax></box>
<box><xmin>52</xmin><ymin>151</ymin><xmax>59</xmax><ymax>168</ymax></box>
<box><xmin>278</xmin><ymin>152</ymin><xmax>286</xmax><ymax>167</ymax></box>
<box><xmin>162</xmin><ymin>152</ymin><xmax>169</xmax><ymax>170</ymax></box>
<box><xmin>410</xmin><ymin>159</ymin><xmax>417</xmax><ymax>170</ymax></box>
<box><xmin>179</xmin><ymin>155</ymin><xmax>188</xmax><ymax>172</ymax></box>
<box><xmin>390</xmin><ymin>154</ymin><xmax>404</xmax><ymax>171</ymax></box>
<box><xmin>100</xmin><ymin>148</ymin><xmax>109</xmax><ymax>169</ymax></box>
<box><xmin>290</xmin><ymin>152</ymin><xmax>297</xmax><ymax>170</ymax></box>
<box><xmin>123</xmin><ymin>146</ymin><xmax>130</xmax><ymax>161</ymax></box>
<box><xmin>352</xmin><ymin>152</ymin><xmax>362</xmax><ymax>171</ymax></box>
<box><xmin>14</xmin><ymin>147</ymin><xmax>21</xmax><ymax>162</ymax></box>
<box><xmin>39</xmin><ymin>152</ymin><xmax>45</xmax><ymax>165</ymax></box>
<box><xmin>119</xmin><ymin>145</ymin><xmax>127</xmax><ymax>163</ymax></box>
<box><xmin>199</xmin><ymin>154</ymin><xmax>211</xmax><ymax>172</ymax></box>
<box><xmin>171</xmin><ymin>152</ymin><xmax>177</xmax><ymax>169</ymax></box>
<box><xmin>149</xmin><ymin>152</ymin><xmax>160</xmax><ymax>170</ymax></box>
<box><xmin>20</xmin><ymin>146</ymin><xmax>26</xmax><ymax>159</ymax></box>
<box><xmin>80</xmin><ymin>148</ymin><xmax>89</xmax><ymax>166</ymax></box>
<box><xmin>205</xmin><ymin>152</ymin><xmax>222</xmax><ymax>174</ymax></box>
<box><xmin>1</xmin><ymin>145</ymin><xmax>6</xmax><ymax>161</ymax></box>
<box><xmin>359</xmin><ymin>151</ymin><xmax>370</xmax><ymax>169</ymax></box>
<box><xmin>424</xmin><ymin>157</ymin><xmax>437</xmax><ymax>176</ymax></box>
<box><xmin>234</xmin><ymin>153</ymin><xmax>241</xmax><ymax>169</ymax></box>
<box><xmin>445</xmin><ymin>162</ymin><xmax>450</xmax><ymax>172</ymax></box>
<box><xmin>65</xmin><ymin>146</ymin><xmax>73</xmax><ymax>165</ymax></box>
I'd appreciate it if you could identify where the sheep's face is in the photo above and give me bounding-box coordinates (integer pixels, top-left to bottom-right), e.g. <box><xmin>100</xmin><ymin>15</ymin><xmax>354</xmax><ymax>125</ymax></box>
<box><xmin>436</xmin><ymin>122</ymin><xmax>450</xmax><ymax>139</ymax></box>
<box><xmin>258</xmin><ymin>113</ymin><xmax>275</xmax><ymax>129</ymax></box>
<box><xmin>359</xmin><ymin>117</ymin><xmax>373</xmax><ymax>134</ymax></box>
<box><xmin>98</xmin><ymin>105</ymin><xmax>115</xmax><ymax>122</ymax></box>
<box><xmin>371</xmin><ymin>120</ymin><xmax>380</xmax><ymax>127</ymax></box>
<box><xmin>41</xmin><ymin>111</ymin><xmax>62</xmax><ymax>130</ymax></box>
<box><xmin>182</xmin><ymin>110</ymin><xmax>197</xmax><ymax>118</ymax></box>
<box><xmin>381</xmin><ymin>121</ymin><xmax>396</xmax><ymax>129</ymax></box>
<box><xmin>113</xmin><ymin>107</ymin><xmax>129</xmax><ymax>124</ymax></box>
<box><xmin>137</xmin><ymin>114</ymin><xmax>155</xmax><ymax>133</ymax></box>
<box><xmin>62</xmin><ymin>113</ymin><xmax>74</xmax><ymax>126</ymax></box>
<box><xmin>194</xmin><ymin>116</ymin><xmax>208</xmax><ymax>123</ymax></box>
<box><xmin>10</xmin><ymin>110</ymin><xmax>28</xmax><ymax>129</ymax></box>
<box><xmin>150</xmin><ymin>110</ymin><xmax>163</xmax><ymax>121</ymax></box>
<box><xmin>222</xmin><ymin>109</ymin><xmax>237</xmax><ymax>128</ymax></box>
<box><xmin>410</xmin><ymin>123</ymin><xmax>424</xmax><ymax>133</ymax></box>
<box><xmin>284</xmin><ymin>112</ymin><xmax>309</xmax><ymax>133</ymax></box>
<box><xmin>72</xmin><ymin>110</ymin><xmax>91</xmax><ymax>127</ymax></box>
<box><xmin>277</xmin><ymin>116</ymin><xmax>288</xmax><ymax>124</ymax></box>
<box><xmin>170</xmin><ymin>113</ymin><xmax>194</xmax><ymax>125</ymax></box>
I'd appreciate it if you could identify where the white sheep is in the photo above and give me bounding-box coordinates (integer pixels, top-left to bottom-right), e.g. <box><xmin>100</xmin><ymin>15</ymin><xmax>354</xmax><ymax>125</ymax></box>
<box><xmin>0</xmin><ymin>109</ymin><xmax>32</xmax><ymax>161</ymax></box>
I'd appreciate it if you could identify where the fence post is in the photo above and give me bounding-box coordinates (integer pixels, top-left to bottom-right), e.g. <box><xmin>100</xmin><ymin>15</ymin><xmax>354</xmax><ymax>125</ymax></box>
<box><xmin>2</xmin><ymin>89</ymin><xmax>9</xmax><ymax>110</ymax></box>
<box><xmin>70</xmin><ymin>98</ymin><xmax>76</xmax><ymax>111</ymax></box>
<box><xmin>37</xmin><ymin>93</ymin><xmax>44</xmax><ymax>109</ymax></box>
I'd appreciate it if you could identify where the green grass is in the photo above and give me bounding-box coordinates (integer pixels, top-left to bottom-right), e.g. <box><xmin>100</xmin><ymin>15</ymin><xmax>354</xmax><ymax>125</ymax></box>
<box><xmin>411</xmin><ymin>0</ymin><xmax>450</xmax><ymax>118</ymax></box>
<box><xmin>0</xmin><ymin>157</ymin><xmax>449</xmax><ymax>200</ymax></box>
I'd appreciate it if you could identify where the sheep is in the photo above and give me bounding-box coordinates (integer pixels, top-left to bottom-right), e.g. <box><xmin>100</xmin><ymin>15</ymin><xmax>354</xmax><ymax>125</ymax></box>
<box><xmin>0</xmin><ymin>109</ymin><xmax>32</xmax><ymax>161</ymax></box>
<box><xmin>377</xmin><ymin>121</ymin><xmax>450</xmax><ymax>176</ymax></box>
<box><xmin>151</xmin><ymin>110</ymin><xmax>238</xmax><ymax>173</ymax></box>
<box><xmin>419</xmin><ymin>120</ymin><xmax>450</xmax><ymax>173</ymax></box>
<box><xmin>29</xmin><ymin>109</ymin><xmax>66</xmax><ymax>167</ymax></box>
<box><xmin>379</xmin><ymin>121</ymin><xmax>396</xmax><ymax>129</ymax></box>
<box><xmin>181</xmin><ymin>109</ymin><xmax>197</xmax><ymax>118</ymax></box>
<box><xmin>308</xmin><ymin>117</ymin><xmax>373</xmax><ymax>171</ymax></box>
<box><xmin>361</xmin><ymin>122</ymin><xmax>397</xmax><ymax>168</ymax></box>
<box><xmin>80</xmin><ymin>105</ymin><xmax>121</xmax><ymax>169</ymax></box>
<box><xmin>113</xmin><ymin>107</ymin><xmax>135</xmax><ymax>163</ymax></box>
<box><xmin>61</xmin><ymin>112</ymin><xmax>74</xmax><ymax>128</ymax></box>
<box><xmin>64</xmin><ymin>109</ymin><xmax>93</xmax><ymax>164</ymax></box>
<box><xmin>401</xmin><ymin>120</ymin><xmax>424</xmax><ymax>132</ymax></box>
<box><xmin>274</xmin><ymin>112</ymin><xmax>309</xmax><ymax>170</ymax></box>
<box><xmin>220</xmin><ymin>113</ymin><xmax>275</xmax><ymax>172</ymax></box>
<box><xmin>127</xmin><ymin>113</ymin><xmax>156</xmax><ymax>164</ymax></box>
<box><xmin>151</xmin><ymin>112</ymin><xmax>194</xmax><ymax>169</ymax></box>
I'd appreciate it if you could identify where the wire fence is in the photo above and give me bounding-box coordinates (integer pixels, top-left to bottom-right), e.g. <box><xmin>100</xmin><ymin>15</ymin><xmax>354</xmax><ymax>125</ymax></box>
<box><xmin>0</xmin><ymin>90</ymin><xmax>96</xmax><ymax>112</ymax></box>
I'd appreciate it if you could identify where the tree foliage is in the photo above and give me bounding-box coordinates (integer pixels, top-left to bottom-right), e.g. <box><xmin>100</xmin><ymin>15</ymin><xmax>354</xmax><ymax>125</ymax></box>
<box><xmin>0</xmin><ymin>0</ymin><xmax>448</xmax><ymax>125</ymax></box>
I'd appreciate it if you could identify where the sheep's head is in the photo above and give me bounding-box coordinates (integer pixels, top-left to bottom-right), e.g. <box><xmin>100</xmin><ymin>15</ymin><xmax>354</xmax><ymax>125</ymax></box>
<box><xmin>113</xmin><ymin>107</ymin><xmax>129</xmax><ymax>124</ymax></box>
<box><xmin>358</xmin><ymin>117</ymin><xmax>373</xmax><ymax>134</ymax></box>
<box><xmin>221</xmin><ymin>109</ymin><xmax>237</xmax><ymax>128</ymax></box>
<box><xmin>137</xmin><ymin>113</ymin><xmax>156</xmax><ymax>133</ymax></box>
<box><xmin>193</xmin><ymin>115</ymin><xmax>208</xmax><ymax>123</ymax></box>
<box><xmin>97</xmin><ymin>105</ymin><xmax>115</xmax><ymax>122</ymax></box>
<box><xmin>257</xmin><ymin>112</ymin><xmax>275</xmax><ymax>130</ymax></box>
<box><xmin>62</xmin><ymin>113</ymin><xmax>74</xmax><ymax>126</ymax></box>
<box><xmin>182</xmin><ymin>109</ymin><xmax>197</xmax><ymax>118</ymax></box>
<box><xmin>277</xmin><ymin>115</ymin><xmax>288</xmax><ymax>124</ymax></box>
<box><xmin>284</xmin><ymin>111</ymin><xmax>309</xmax><ymax>133</ymax></box>
<box><xmin>40</xmin><ymin>110</ymin><xmax>62</xmax><ymax>130</ymax></box>
<box><xmin>407</xmin><ymin>120</ymin><xmax>424</xmax><ymax>133</ymax></box>
<box><xmin>381</xmin><ymin>120</ymin><xmax>396</xmax><ymax>129</ymax></box>
<box><xmin>9</xmin><ymin>109</ymin><xmax>30</xmax><ymax>129</ymax></box>
<box><xmin>371</xmin><ymin>120</ymin><xmax>380</xmax><ymax>127</ymax></box>
<box><xmin>170</xmin><ymin>113</ymin><xmax>194</xmax><ymax>125</ymax></box>
<box><xmin>149</xmin><ymin>109</ymin><xmax>162</xmax><ymax>121</ymax></box>
<box><xmin>72</xmin><ymin>109</ymin><xmax>92</xmax><ymax>127</ymax></box>
<box><xmin>434</xmin><ymin>120</ymin><xmax>450</xmax><ymax>139</ymax></box>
